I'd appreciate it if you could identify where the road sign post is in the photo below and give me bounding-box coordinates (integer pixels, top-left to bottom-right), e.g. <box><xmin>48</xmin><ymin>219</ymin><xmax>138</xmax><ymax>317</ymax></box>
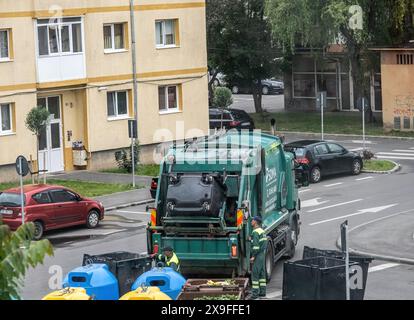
<box><xmin>357</xmin><ymin>97</ymin><xmax>369</xmax><ymax>150</ymax></box>
<box><xmin>317</xmin><ymin>92</ymin><xmax>327</xmax><ymax>140</ymax></box>
<box><xmin>341</xmin><ymin>220</ymin><xmax>350</xmax><ymax>300</ymax></box>
<box><xmin>16</xmin><ymin>156</ymin><xmax>29</xmax><ymax>224</ymax></box>
<box><xmin>129</xmin><ymin>120</ymin><xmax>138</xmax><ymax>187</ymax></box>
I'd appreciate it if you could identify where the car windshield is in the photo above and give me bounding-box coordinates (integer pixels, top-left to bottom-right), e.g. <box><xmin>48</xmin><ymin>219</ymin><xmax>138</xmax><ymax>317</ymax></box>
<box><xmin>285</xmin><ymin>146</ymin><xmax>306</xmax><ymax>158</ymax></box>
<box><xmin>0</xmin><ymin>192</ymin><xmax>23</xmax><ymax>207</ymax></box>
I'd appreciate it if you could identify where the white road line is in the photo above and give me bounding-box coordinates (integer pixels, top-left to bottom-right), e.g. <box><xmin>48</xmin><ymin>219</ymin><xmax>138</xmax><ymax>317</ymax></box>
<box><xmin>356</xmin><ymin>176</ymin><xmax>374</xmax><ymax>181</ymax></box>
<box><xmin>352</xmin><ymin>140</ymin><xmax>373</xmax><ymax>144</ymax></box>
<box><xmin>368</xmin><ymin>263</ymin><xmax>400</xmax><ymax>273</ymax></box>
<box><xmin>377</xmin><ymin>155</ymin><xmax>414</xmax><ymax>160</ymax></box>
<box><xmin>351</xmin><ymin>148</ymin><xmax>364</xmax><ymax>152</ymax></box>
<box><xmin>102</xmin><ymin>229</ymin><xmax>128</xmax><ymax>236</ymax></box>
<box><xmin>301</xmin><ymin>198</ymin><xmax>329</xmax><ymax>208</ymax></box>
<box><xmin>117</xmin><ymin>210</ymin><xmax>150</xmax><ymax>215</ymax></box>
<box><xmin>393</xmin><ymin>149</ymin><xmax>414</xmax><ymax>153</ymax></box>
<box><xmin>299</xmin><ymin>189</ymin><xmax>311</xmax><ymax>193</ymax></box>
<box><xmin>266</xmin><ymin>290</ymin><xmax>282</xmax><ymax>299</ymax></box>
<box><xmin>307</xmin><ymin>199</ymin><xmax>363</xmax><ymax>213</ymax></box>
<box><xmin>378</xmin><ymin>152</ymin><xmax>414</xmax><ymax>156</ymax></box>
<box><xmin>324</xmin><ymin>182</ymin><xmax>343</xmax><ymax>187</ymax></box>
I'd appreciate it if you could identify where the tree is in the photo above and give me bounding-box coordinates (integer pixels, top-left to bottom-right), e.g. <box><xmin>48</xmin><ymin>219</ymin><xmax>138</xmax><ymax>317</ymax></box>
<box><xmin>0</xmin><ymin>222</ymin><xmax>53</xmax><ymax>299</ymax></box>
<box><xmin>213</xmin><ymin>87</ymin><xmax>234</xmax><ymax>129</ymax></box>
<box><xmin>265</xmin><ymin>0</ymin><xmax>414</xmax><ymax>121</ymax></box>
<box><xmin>206</xmin><ymin>0</ymin><xmax>279</xmax><ymax>113</ymax></box>
<box><xmin>25</xmin><ymin>107</ymin><xmax>50</xmax><ymax>172</ymax></box>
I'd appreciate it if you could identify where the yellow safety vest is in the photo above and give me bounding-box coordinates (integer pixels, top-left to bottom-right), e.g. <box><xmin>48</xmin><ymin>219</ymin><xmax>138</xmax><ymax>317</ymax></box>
<box><xmin>164</xmin><ymin>253</ymin><xmax>180</xmax><ymax>272</ymax></box>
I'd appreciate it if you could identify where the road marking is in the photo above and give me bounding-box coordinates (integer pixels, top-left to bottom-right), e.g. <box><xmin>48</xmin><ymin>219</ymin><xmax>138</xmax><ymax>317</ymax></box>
<box><xmin>266</xmin><ymin>290</ymin><xmax>282</xmax><ymax>299</ymax></box>
<box><xmin>356</xmin><ymin>176</ymin><xmax>374</xmax><ymax>181</ymax></box>
<box><xmin>377</xmin><ymin>155</ymin><xmax>414</xmax><ymax>160</ymax></box>
<box><xmin>299</xmin><ymin>189</ymin><xmax>311</xmax><ymax>193</ymax></box>
<box><xmin>117</xmin><ymin>210</ymin><xmax>150</xmax><ymax>215</ymax></box>
<box><xmin>310</xmin><ymin>203</ymin><xmax>398</xmax><ymax>226</ymax></box>
<box><xmin>102</xmin><ymin>229</ymin><xmax>128</xmax><ymax>236</ymax></box>
<box><xmin>352</xmin><ymin>140</ymin><xmax>373</xmax><ymax>144</ymax></box>
<box><xmin>378</xmin><ymin>152</ymin><xmax>414</xmax><ymax>156</ymax></box>
<box><xmin>307</xmin><ymin>199</ymin><xmax>363</xmax><ymax>213</ymax></box>
<box><xmin>368</xmin><ymin>263</ymin><xmax>400</xmax><ymax>273</ymax></box>
<box><xmin>393</xmin><ymin>149</ymin><xmax>414</xmax><ymax>153</ymax></box>
<box><xmin>324</xmin><ymin>182</ymin><xmax>343</xmax><ymax>187</ymax></box>
<box><xmin>301</xmin><ymin>198</ymin><xmax>329</xmax><ymax>208</ymax></box>
<box><xmin>351</xmin><ymin>148</ymin><xmax>364</xmax><ymax>152</ymax></box>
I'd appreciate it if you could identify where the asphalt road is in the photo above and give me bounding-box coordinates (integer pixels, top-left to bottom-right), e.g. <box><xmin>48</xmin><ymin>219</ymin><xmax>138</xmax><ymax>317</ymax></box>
<box><xmin>230</xmin><ymin>94</ymin><xmax>285</xmax><ymax>113</ymax></box>
<box><xmin>21</xmin><ymin>135</ymin><xmax>414</xmax><ymax>300</ymax></box>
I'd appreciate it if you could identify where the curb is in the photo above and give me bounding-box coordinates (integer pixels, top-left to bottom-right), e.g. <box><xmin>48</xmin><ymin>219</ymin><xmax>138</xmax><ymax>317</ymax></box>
<box><xmin>106</xmin><ymin>199</ymin><xmax>154</xmax><ymax>212</ymax></box>
<box><xmin>361</xmin><ymin>161</ymin><xmax>401</xmax><ymax>174</ymax></box>
<box><xmin>281</xmin><ymin>131</ymin><xmax>414</xmax><ymax>141</ymax></box>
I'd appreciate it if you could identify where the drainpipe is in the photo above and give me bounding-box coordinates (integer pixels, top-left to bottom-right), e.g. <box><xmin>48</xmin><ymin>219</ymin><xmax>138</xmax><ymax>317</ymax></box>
<box><xmin>130</xmin><ymin>0</ymin><xmax>139</xmax><ymax>187</ymax></box>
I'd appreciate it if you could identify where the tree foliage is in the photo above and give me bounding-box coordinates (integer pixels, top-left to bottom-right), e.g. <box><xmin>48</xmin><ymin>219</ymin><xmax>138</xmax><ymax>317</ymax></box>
<box><xmin>0</xmin><ymin>222</ymin><xmax>53</xmax><ymax>300</ymax></box>
<box><xmin>207</xmin><ymin>0</ymin><xmax>280</xmax><ymax>112</ymax></box>
<box><xmin>213</xmin><ymin>87</ymin><xmax>233</xmax><ymax>109</ymax></box>
<box><xmin>25</xmin><ymin>107</ymin><xmax>50</xmax><ymax>137</ymax></box>
<box><xmin>115</xmin><ymin>141</ymin><xmax>140</xmax><ymax>173</ymax></box>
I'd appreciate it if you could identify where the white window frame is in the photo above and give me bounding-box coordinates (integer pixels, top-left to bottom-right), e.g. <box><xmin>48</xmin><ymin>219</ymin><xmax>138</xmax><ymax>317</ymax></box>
<box><xmin>36</xmin><ymin>17</ymin><xmax>83</xmax><ymax>57</ymax></box>
<box><xmin>103</xmin><ymin>23</ymin><xmax>126</xmax><ymax>53</ymax></box>
<box><xmin>155</xmin><ymin>20</ymin><xmax>177</xmax><ymax>48</ymax></box>
<box><xmin>107</xmin><ymin>91</ymin><xmax>129</xmax><ymax>120</ymax></box>
<box><xmin>0</xmin><ymin>103</ymin><xmax>13</xmax><ymax>135</ymax></box>
<box><xmin>0</xmin><ymin>29</ymin><xmax>10</xmax><ymax>61</ymax></box>
<box><xmin>158</xmin><ymin>85</ymin><xmax>180</xmax><ymax>114</ymax></box>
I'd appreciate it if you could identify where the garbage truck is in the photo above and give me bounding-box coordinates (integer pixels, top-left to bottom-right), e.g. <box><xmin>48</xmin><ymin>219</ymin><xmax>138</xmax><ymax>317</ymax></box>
<box><xmin>147</xmin><ymin>131</ymin><xmax>309</xmax><ymax>280</ymax></box>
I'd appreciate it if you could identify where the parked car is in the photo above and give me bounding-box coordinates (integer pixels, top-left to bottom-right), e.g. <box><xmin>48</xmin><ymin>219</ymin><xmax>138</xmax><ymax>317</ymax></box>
<box><xmin>209</xmin><ymin>108</ymin><xmax>255</xmax><ymax>130</ymax></box>
<box><xmin>150</xmin><ymin>177</ymin><xmax>158</xmax><ymax>199</ymax></box>
<box><xmin>0</xmin><ymin>184</ymin><xmax>105</xmax><ymax>240</ymax></box>
<box><xmin>284</xmin><ymin>140</ymin><xmax>363</xmax><ymax>183</ymax></box>
<box><xmin>229</xmin><ymin>79</ymin><xmax>284</xmax><ymax>95</ymax></box>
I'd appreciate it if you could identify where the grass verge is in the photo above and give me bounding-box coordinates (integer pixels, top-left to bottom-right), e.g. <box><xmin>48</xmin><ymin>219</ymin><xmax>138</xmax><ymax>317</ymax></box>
<box><xmin>363</xmin><ymin>159</ymin><xmax>396</xmax><ymax>172</ymax></box>
<box><xmin>0</xmin><ymin>179</ymin><xmax>139</xmax><ymax>198</ymax></box>
<box><xmin>101</xmin><ymin>164</ymin><xmax>160</xmax><ymax>177</ymax></box>
<box><xmin>251</xmin><ymin>111</ymin><xmax>414</xmax><ymax>137</ymax></box>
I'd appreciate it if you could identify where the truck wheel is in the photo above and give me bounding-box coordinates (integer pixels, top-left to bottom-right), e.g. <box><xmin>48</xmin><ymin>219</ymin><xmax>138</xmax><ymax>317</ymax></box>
<box><xmin>265</xmin><ymin>241</ymin><xmax>274</xmax><ymax>282</ymax></box>
<box><xmin>285</xmin><ymin>220</ymin><xmax>298</xmax><ymax>259</ymax></box>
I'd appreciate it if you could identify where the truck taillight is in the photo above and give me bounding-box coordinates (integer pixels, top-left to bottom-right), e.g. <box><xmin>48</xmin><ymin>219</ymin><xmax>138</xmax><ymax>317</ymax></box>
<box><xmin>236</xmin><ymin>209</ymin><xmax>244</xmax><ymax>228</ymax></box>
<box><xmin>231</xmin><ymin>244</ymin><xmax>238</xmax><ymax>257</ymax></box>
<box><xmin>153</xmin><ymin>244</ymin><xmax>159</xmax><ymax>254</ymax></box>
<box><xmin>150</xmin><ymin>208</ymin><xmax>157</xmax><ymax>227</ymax></box>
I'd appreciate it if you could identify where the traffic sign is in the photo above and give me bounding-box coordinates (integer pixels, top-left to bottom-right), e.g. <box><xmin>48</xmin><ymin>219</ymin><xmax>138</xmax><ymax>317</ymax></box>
<box><xmin>128</xmin><ymin>120</ymin><xmax>137</xmax><ymax>139</ymax></box>
<box><xmin>356</xmin><ymin>97</ymin><xmax>369</xmax><ymax>111</ymax></box>
<box><xmin>15</xmin><ymin>155</ymin><xmax>29</xmax><ymax>177</ymax></box>
<box><xmin>316</xmin><ymin>91</ymin><xmax>327</xmax><ymax>110</ymax></box>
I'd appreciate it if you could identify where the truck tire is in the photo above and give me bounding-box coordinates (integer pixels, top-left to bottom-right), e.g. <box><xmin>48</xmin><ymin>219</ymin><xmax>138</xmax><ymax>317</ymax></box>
<box><xmin>285</xmin><ymin>219</ymin><xmax>298</xmax><ymax>259</ymax></box>
<box><xmin>265</xmin><ymin>241</ymin><xmax>274</xmax><ymax>282</ymax></box>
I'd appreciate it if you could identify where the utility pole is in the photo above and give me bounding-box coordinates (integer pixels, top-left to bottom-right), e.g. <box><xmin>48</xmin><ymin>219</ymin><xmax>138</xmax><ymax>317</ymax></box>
<box><xmin>130</xmin><ymin>0</ymin><xmax>138</xmax><ymax>187</ymax></box>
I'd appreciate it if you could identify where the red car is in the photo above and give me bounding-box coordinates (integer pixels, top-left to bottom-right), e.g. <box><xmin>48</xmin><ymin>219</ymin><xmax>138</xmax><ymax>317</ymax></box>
<box><xmin>0</xmin><ymin>184</ymin><xmax>105</xmax><ymax>240</ymax></box>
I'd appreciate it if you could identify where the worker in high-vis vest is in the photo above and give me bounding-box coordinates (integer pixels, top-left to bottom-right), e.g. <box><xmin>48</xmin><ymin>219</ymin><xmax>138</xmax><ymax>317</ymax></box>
<box><xmin>157</xmin><ymin>247</ymin><xmax>180</xmax><ymax>272</ymax></box>
<box><xmin>250</xmin><ymin>216</ymin><xmax>267</xmax><ymax>299</ymax></box>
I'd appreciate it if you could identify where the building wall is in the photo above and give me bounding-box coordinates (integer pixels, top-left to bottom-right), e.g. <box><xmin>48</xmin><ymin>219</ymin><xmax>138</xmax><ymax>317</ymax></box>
<box><xmin>0</xmin><ymin>0</ymin><xmax>208</xmax><ymax>181</ymax></box>
<box><xmin>381</xmin><ymin>51</ymin><xmax>414</xmax><ymax>131</ymax></box>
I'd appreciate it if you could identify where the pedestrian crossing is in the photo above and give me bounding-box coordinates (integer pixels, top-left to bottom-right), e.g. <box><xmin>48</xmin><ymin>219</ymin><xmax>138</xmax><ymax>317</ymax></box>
<box><xmin>376</xmin><ymin>148</ymin><xmax>414</xmax><ymax>161</ymax></box>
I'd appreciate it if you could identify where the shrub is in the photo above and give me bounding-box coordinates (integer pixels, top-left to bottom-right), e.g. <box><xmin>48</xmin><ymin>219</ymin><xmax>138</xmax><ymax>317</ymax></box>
<box><xmin>213</xmin><ymin>87</ymin><xmax>233</xmax><ymax>109</ymax></box>
<box><xmin>361</xmin><ymin>149</ymin><xmax>375</xmax><ymax>160</ymax></box>
<box><xmin>115</xmin><ymin>142</ymin><xmax>140</xmax><ymax>173</ymax></box>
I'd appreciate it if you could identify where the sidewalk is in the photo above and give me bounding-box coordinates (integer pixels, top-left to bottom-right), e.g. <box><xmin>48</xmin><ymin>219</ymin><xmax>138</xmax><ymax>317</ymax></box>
<box><xmin>49</xmin><ymin>170</ymin><xmax>153</xmax><ymax>186</ymax></box>
<box><xmin>96</xmin><ymin>188</ymin><xmax>153</xmax><ymax>211</ymax></box>
<box><xmin>346</xmin><ymin>211</ymin><xmax>414</xmax><ymax>264</ymax></box>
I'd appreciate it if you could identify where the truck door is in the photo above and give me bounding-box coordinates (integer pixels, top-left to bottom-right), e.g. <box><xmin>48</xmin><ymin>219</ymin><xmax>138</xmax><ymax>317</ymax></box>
<box><xmin>262</xmin><ymin>147</ymin><xmax>279</xmax><ymax>215</ymax></box>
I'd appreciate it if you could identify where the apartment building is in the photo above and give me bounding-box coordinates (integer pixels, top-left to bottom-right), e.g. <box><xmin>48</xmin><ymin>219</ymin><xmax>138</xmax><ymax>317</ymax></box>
<box><xmin>0</xmin><ymin>0</ymin><xmax>209</xmax><ymax>182</ymax></box>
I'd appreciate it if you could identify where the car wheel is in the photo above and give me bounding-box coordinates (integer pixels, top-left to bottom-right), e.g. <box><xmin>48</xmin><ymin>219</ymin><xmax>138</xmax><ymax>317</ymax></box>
<box><xmin>265</xmin><ymin>241</ymin><xmax>274</xmax><ymax>282</ymax></box>
<box><xmin>352</xmin><ymin>159</ymin><xmax>362</xmax><ymax>175</ymax></box>
<box><xmin>310</xmin><ymin>166</ymin><xmax>322</xmax><ymax>183</ymax></box>
<box><xmin>33</xmin><ymin>221</ymin><xmax>44</xmax><ymax>240</ymax></box>
<box><xmin>86</xmin><ymin>210</ymin><xmax>100</xmax><ymax>229</ymax></box>
<box><xmin>262</xmin><ymin>86</ymin><xmax>270</xmax><ymax>95</ymax></box>
<box><xmin>232</xmin><ymin>86</ymin><xmax>239</xmax><ymax>94</ymax></box>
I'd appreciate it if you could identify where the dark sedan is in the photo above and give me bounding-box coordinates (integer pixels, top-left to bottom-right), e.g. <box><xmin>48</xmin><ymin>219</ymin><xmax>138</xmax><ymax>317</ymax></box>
<box><xmin>209</xmin><ymin>108</ymin><xmax>255</xmax><ymax>131</ymax></box>
<box><xmin>284</xmin><ymin>140</ymin><xmax>363</xmax><ymax>183</ymax></box>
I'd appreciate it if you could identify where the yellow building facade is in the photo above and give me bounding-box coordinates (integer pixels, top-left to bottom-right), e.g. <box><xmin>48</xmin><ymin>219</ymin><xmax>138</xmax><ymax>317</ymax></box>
<box><xmin>0</xmin><ymin>0</ymin><xmax>209</xmax><ymax>182</ymax></box>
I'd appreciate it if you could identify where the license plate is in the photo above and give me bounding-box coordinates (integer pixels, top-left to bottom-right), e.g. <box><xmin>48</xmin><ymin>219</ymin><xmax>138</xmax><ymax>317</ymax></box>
<box><xmin>0</xmin><ymin>209</ymin><xmax>13</xmax><ymax>215</ymax></box>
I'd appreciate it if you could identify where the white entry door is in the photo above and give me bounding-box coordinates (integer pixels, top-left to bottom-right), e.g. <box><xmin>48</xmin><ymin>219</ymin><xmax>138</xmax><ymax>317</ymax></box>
<box><xmin>38</xmin><ymin>96</ymin><xmax>64</xmax><ymax>173</ymax></box>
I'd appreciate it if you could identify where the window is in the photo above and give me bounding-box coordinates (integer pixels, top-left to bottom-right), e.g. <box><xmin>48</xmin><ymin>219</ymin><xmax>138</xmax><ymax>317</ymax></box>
<box><xmin>50</xmin><ymin>190</ymin><xmax>77</xmax><ymax>203</ymax></box>
<box><xmin>0</xmin><ymin>104</ymin><xmax>12</xmax><ymax>134</ymax></box>
<box><xmin>0</xmin><ymin>29</ymin><xmax>10</xmax><ymax>60</ymax></box>
<box><xmin>37</xmin><ymin>18</ymin><xmax>83</xmax><ymax>56</ymax></box>
<box><xmin>396</xmin><ymin>54</ymin><xmax>414</xmax><ymax>65</ymax></box>
<box><xmin>327</xmin><ymin>143</ymin><xmax>345</xmax><ymax>154</ymax></box>
<box><xmin>33</xmin><ymin>192</ymin><xmax>52</xmax><ymax>204</ymax></box>
<box><xmin>107</xmin><ymin>91</ymin><xmax>129</xmax><ymax>118</ymax></box>
<box><xmin>103</xmin><ymin>23</ymin><xmax>126</xmax><ymax>52</ymax></box>
<box><xmin>314</xmin><ymin>144</ymin><xmax>329</xmax><ymax>155</ymax></box>
<box><xmin>155</xmin><ymin>20</ymin><xmax>178</xmax><ymax>47</ymax></box>
<box><xmin>158</xmin><ymin>85</ymin><xmax>180</xmax><ymax>112</ymax></box>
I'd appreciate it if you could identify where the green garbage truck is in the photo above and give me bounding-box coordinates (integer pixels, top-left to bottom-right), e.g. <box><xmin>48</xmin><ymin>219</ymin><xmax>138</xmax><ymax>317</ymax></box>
<box><xmin>146</xmin><ymin>131</ymin><xmax>308</xmax><ymax>280</ymax></box>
